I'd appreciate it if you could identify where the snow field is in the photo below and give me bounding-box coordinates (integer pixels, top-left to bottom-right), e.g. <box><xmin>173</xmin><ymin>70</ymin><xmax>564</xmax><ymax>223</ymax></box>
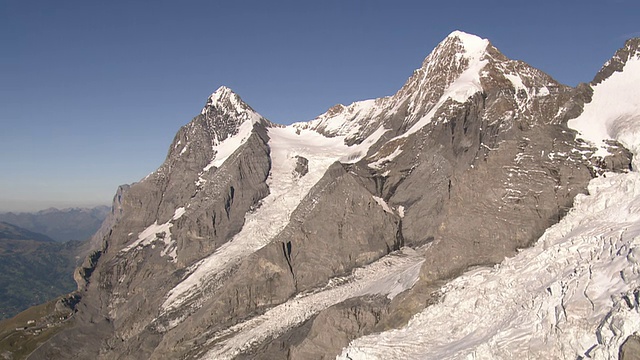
<box><xmin>201</xmin><ymin>248</ymin><xmax>424</xmax><ymax>360</ymax></box>
<box><xmin>568</xmin><ymin>57</ymin><xmax>640</xmax><ymax>162</ymax></box>
<box><xmin>338</xmin><ymin>172</ymin><xmax>640</xmax><ymax>360</ymax></box>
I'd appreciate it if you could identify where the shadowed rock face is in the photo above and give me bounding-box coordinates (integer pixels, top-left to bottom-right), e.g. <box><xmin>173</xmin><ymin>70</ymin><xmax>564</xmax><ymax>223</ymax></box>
<box><xmin>27</xmin><ymin>33</ymin><xmax>637</xmax><ymax>360</ymax></box>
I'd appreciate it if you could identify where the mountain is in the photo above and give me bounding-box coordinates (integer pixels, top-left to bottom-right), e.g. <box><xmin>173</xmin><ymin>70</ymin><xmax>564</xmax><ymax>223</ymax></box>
<box><xmin>345</xmin><ymin>37</ymin><xmax>640</xmax><ymax>360</ymax></box>
<box><xmin>340</xmin><ymin>35</ymin><xmax>640</xmax><ymax>360</ymax></box>
<box><xmin>0</xmin><ymin>206</ymin><xmax>111</xmax><ymax>243</ymax></box>
<box><xmin>0</xmin><ymin>221</ymin><xmax>55</xmax><ymax>243</ymax></box>
<box><xmin>23</xmin><ymin>32</ymin><xmax>639</xmax><ymax>359</ymax></box>
<box><xmin>0</xmin><ymin>222</ymin><xmax>79</xmax><ymax>320</ymax></box>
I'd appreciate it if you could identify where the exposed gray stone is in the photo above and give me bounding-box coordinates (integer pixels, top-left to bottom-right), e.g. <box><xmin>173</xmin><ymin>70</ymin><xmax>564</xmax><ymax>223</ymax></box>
<box><xmin>620</xmin><ymin>335</ymin><xmax>640</xmax><ymax>360</ymax></box>
<box><xmin>293</xmin><ymin>155</ymin><xmax>309</xmax><ymax>177</ymax></box>
<box><xmin>593</xmin><ymin>38</ymin><xmax>640</xmax><ymax>85</ymax></box>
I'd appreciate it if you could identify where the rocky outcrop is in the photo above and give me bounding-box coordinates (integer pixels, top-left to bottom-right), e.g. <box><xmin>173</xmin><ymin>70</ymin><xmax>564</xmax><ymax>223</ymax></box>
<box><xmin>289</xmin><ymin>296</ymin><xmax>391</xmax><ymax>359</ymax></box>
<box><xmin>593</xmin><ymin>38</ymin><xmax>640</xmax><ymax>85</ymax></box>
<box><xmin>620</xmin><ymin>334</ymin><xmax>640</xmax><ymax>360</ymax></box>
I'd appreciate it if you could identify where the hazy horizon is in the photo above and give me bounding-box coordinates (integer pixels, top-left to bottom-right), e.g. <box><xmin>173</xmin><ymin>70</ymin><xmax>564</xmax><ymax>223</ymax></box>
<box><xmin>0</xmin><ymin>200</ymin><xmax>110</xmax><ymax>214</ymax></box>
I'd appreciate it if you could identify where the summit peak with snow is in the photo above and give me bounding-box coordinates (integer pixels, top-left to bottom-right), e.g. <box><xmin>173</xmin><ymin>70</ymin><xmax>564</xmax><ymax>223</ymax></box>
<box><xmin>23</xmin><ymin>33</ymin><xmax>640</xmax><ymax>360</ymax></box>
<box><xmin>443</xmin><ymin>30</ymin><xmax>489</xmax><ymax>57</ymax></box>
<box><xmin>200</xmin><ymin>85</ymin><xmax>263</xmax><ymax>125</ymax></box>
<box><xmin>207</xmin><ymin>85</ymin><xmax>236</xmax><ymax>104</ymax></box>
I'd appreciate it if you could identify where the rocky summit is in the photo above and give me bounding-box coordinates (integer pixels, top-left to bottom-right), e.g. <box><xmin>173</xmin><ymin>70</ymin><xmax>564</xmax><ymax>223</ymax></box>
<box><xmin>22</xmin><ymin>32</ymin><xmax>640</xmax><ymax>359</ymax></box>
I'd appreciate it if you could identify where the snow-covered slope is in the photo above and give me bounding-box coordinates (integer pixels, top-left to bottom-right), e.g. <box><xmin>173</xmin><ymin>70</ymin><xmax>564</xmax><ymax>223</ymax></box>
<box><xmin>569</xmin><ymin>44</ymin><xmax>640</xmax><ymax>164</ymax></box>
<box><xmin>338</xmin><ymin>37</ymin><xmax>640</xmax><ymax>360</ymax></box>
<box><xmin>201</xmin><ymin>247</ymin><xmax>424</xmax><ymax>360</ymax></box>
<box><xmin>158</xmin><ymin>31</ymin><xmax>504</xmax><ymax>325</ymax></box>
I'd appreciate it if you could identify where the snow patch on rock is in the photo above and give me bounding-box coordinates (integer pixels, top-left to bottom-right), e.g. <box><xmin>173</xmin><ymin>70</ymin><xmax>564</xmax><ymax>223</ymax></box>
<box><xmin>121</xmin><ymin>218</ymin><xmax>178</xmax><ymax>262</ymax></box>
<box><xmin>568</xmin><ymin>57</ymin><xmax>640</xmax><ymax>163</ymax></box>
<box><xmin>203</xmin><ymin>118</ymin><xmax>255</xmax><ymax>171</ymax></box>
<box><xmin>201</xmin><ymin>248</ymin><xmax>424</xmax><ymax>360</ymax></box>
<box><xmin>372</xmin><ymin>196</ymin><xmax>393</xmax><ymax>214</ymax></box>
<box><xmin>368</xmin><ymin>146</ymin><xmax>403</xmax><ymax>169</ymax></box>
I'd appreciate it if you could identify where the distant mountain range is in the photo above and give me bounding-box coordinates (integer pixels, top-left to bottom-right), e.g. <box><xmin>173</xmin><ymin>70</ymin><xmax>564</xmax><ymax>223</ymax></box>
<box><xmin>0</xmin><ymin>205</ymin><xmax>110</xmax><ymax>243</ymax></box>
<box><xmin>0</xmin><ymin>222</ymin><xmax>80</xmax><ymax>320</ymax></box>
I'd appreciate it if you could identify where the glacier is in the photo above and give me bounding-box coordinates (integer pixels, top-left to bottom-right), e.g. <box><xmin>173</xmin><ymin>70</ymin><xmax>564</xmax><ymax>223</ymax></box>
<box><xmin>337</xmin><ymin>36</ymin><xmax>640</xmax><ymax>360</ymax></box>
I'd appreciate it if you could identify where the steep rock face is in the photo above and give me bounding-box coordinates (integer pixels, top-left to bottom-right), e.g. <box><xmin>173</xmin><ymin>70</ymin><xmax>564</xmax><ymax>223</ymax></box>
<box><xmin>29</xmin><ymin>88</ymin><xmax>274</xmax><ymax>360</ymax></box>
<box><xmin>28</xmin><ymin>33</ymin><xmax>638</xmax><ymax>360</ymax></box>
<box><xmin>593</xmin><ymin>38</ymin><xmax>640</xmax><ymax>85</ymax></box>
<box><xmin>149</xmin><ymin>163</ymin><xmax>403</xmax><ymax>359</ymax></box>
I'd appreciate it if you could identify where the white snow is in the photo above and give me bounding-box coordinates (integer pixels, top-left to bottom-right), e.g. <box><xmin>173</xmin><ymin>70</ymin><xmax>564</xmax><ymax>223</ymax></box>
<box><xmin>203</xmin><ymin>118</ymin><xmax>255</xmax><ymax>171</ymax></box>
<box><xmin>368</xmin><ymin>146</ymin><xmax>403</xmax><ymax>169</ymax></box>
<box><xmin>537</xmin><ymin>86</ymin><xmax>550</xmax><ymax>96</ymax></box>
<box><xmin>161</xmin><ymin>125</ymin><xmax>386</xmax><ymax>314</ymax></box>
<box><xmin>505</xmin><ymin>73</ymin><xmax>527</xmax><ymax>94</ymax></box>
<box><xmin>120</xmin><ymin>207</ymin><xmax>186</xmax><ymax>262</ymax></box>
<box><xmin>201</xmin><ymin>248</ymin><xmax>424</xmax><ymax>360</ymax></box>
<box><xmin>199</xmin><ymin>86</ymin><xmax>266</xmax><ymax>171</ymax></box>
<box><xmin>447</xmin><ymin>59</ymin><xmax>488</xmax><ymax>103</ymax></box>
<box><xmin>399</xmin><ymin>34</ymin><xmax>488</xmax><ymax>139</ymax></box>
<box><xmin>122</xmin><ymin>221</ymin><xmax>172</xmax><ymax>253</ymax></box>
<box><xmin>568</xmin><ymin>57</ymin><xmax>640</xmax><ymax>162</ymax></box>
<box><xmin>306</xmin><ymin>99</ymin><xmax>380</xmax><ymax>138</ymax></box>
<box><xmin>121</xmin><ymin>220</ymin><xmax>178</xmax><ymax>262</ymax></box>
<box><xmin>447</xmin><ymin>31</ymin><xmax>489</xmax><ymax>55</ymax></box>
<box><xmin>372</xmin><ymin>196</ymin><xmax>393</xmax><ymax>214</ymax></box>
<box><xmin>172</xmin><ymin>207</ymin><xmax>186</xmax><ymax>220</ymax></box>
<box><xmin>338</xmin><ymin>172</ymin><xmax>640</xmax><ymax>359</ymax></box>
<box><xmin>200</xmin><ymin>86</ymin><xmax>262</xmax><ymax>122</ymax></box>
<box><xmin>288</xmin><ymin>98</ymin><xmax>392</xmax><ymax>159</ymax></box>
<box><xmin>340</xmin><ymin>125</ymin><xmax>388</xmax><ymax>163</ymax></box>
<box><xmin>447</xmin><ymin>31</ymin><xmax>489</xmax><ymax>103</ymax></box>
<box><xmin>338</xmin><ymin>54</ymin><xmax>640</xmax><ymax>359</ymax></box>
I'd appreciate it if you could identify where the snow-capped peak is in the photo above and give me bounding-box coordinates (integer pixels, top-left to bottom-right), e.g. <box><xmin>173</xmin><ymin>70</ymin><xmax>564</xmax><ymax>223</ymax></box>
<box><xmin>200</xmin><ymin>86</ymin><xmax>262</xmax><ymax>125</ymax></box>
<box><xmin>445</xmin><ymin>30</ymin><xmax>490</xmax><ymax>58</ymax></box>
<box><xmin>208</xmin><ymin>85</ymin><xmax>236</xmax><ymax>105</ymax></box>
<box><xmin>423</xmin><ymin>30</ymin><xmax>489</xmax><ymax>67</ymax></box>
<box><xmin>298</xmin><ymin>32</ymin><xmax>493</xmax><ymax>143</ymax></box>
<box><xmin>407</xmin><ymin>31</ymin><xmax>490</xmax><ymax>97</ymax></box>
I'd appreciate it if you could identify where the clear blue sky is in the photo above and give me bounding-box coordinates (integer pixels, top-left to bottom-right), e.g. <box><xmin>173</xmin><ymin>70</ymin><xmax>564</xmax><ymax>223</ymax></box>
<box><xmin>1</xmin><ymin>0</ymin><xmax>639</xmax><ymax>212</ymax></box>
